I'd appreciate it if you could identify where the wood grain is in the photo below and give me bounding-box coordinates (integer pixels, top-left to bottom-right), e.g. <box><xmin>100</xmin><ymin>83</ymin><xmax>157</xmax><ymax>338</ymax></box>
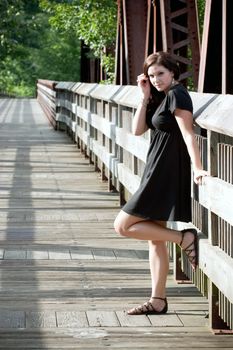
<box><xmin>0</xmin><ymin>98</ymin><xmax>232</xmax><ymax>348</ymax></box>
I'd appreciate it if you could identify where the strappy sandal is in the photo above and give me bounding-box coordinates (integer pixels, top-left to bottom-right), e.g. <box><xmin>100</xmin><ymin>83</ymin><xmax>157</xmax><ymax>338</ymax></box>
<box><xmin>180</xmin><ymin>228</ymin><xmax>198</xmax><ymax>270</ymax></box>
<box><xmin>127</xmin><ymin>297</ymin><xmax>168</xmax><ymax>315</ymax></box>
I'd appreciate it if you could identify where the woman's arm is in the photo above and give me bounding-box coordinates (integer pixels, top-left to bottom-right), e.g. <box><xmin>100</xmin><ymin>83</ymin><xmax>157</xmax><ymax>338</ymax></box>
<box><xmin>132</xmin><ymin>98</ymin><xmax>149</xmax><ymax>135</ymax></box>
<box><xmin>174</xmin><ymin>108</ymin><xmax>209</xmax><ymax>184</ymax></box>
<box><xmin>132</xmin><ymin>74</ymin><xmax>151</xmax><ymax>136</ymax></box>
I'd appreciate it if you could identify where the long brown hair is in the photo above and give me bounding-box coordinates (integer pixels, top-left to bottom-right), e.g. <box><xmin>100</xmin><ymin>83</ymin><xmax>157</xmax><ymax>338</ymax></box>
<box><xmin>144</xmin><ymin>52</ymin><xmax>180</xmax><ymax>80</ymax></box>
<box><xmin>144</xmin><ymin>51</ymin><xmax>180</xmax><ymax>111</ymax></box>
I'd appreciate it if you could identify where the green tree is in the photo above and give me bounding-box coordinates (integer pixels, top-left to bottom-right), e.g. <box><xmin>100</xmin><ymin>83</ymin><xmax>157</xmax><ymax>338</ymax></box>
<box><xmin>32</xmin><ymin>28</ymin><xmax>80</xmax><ymax>82</ymax></box>
<box><xmin>0</xmin><ymin>0</ymin><xmax>24</xmax><ymax>60</ymax></box>
<box><xmin>0</xmin><ymin>0</ymin><xmax>40</xmax><ymax>95</ymax></box>
<box><xmin>197</xmin><ymin>0</ymin><xmax>205</xmax><ymax>38</ymax></box>
<box><xmin>0</xmin><ymin>0</ymin><xmax>81</xmax><ymax>96</ymax></box>
<box><xmin>40</xmin><ymin>0</ymin><xmax>117</xmax><ymax>82</ymax></box>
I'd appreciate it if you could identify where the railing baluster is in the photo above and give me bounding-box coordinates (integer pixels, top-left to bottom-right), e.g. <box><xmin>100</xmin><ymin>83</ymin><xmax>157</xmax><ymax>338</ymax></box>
<box><xmin>37</xmin><ymin>81</ymin><xmax>233</xmax><ymax>332</ymax></box>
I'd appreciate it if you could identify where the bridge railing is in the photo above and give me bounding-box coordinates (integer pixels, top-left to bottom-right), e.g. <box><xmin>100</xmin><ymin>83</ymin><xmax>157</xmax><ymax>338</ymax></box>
<box><xmin>37</xmin><ymin>79</ymin><xmax>57</xmax><ymax>129</ymax></box>
<box><xmin>37</xmin><ymin>79</ymin><xmax>233</xmax><ymax>333</ymax></box>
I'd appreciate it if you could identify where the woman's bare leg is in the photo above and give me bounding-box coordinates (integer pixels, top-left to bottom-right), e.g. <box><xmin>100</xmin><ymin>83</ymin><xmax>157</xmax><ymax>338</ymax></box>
<box><xmin>114</xmin><ymin>211</ymin><xmax>196</xmax><ymax>313</ymax></box>
<box><xmin>114</xmin><ymin>210</ymin><xmax>182</xmax><ymax>243</ymax></box>
<box><xmin>114</xmin><ymin>213</ymin><xmax>171</xmax><ymax>311</ymax></box>
<box><xmin>114</xmin><ymin>210</ymin><xmax>195</xmax><ymax>256</ymax></box>
<box><xmin>149</xmin><ymin>222</ymin><xmax>169</xmax><ymax>295</ymax></box>
<box><xmin>148</xmin><ymin>222</ymin><xmax>169</xmax><ymax>311</ymax></box>
<box><xmin>147</xmin><ymin>240</ymin><xmax>169</xmax><ymax>311</ymax></box>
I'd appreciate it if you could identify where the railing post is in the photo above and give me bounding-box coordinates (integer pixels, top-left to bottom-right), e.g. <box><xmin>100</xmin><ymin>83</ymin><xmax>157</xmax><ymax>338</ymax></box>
<box><xmin>37</xmin><ymin>81</ymin><xmax>233</xmax><ymax>332</ymax></box>
<box><xmin>209</xmin><ymin>281</ymin><xmax>231</xmax><ymax>333</ymax></box>
<box><xmin>37</xmin><ymin>79</ymin><xmax>57</xmax><ymax>129</ymax></box>
<box><xmin>207</xmin><ymin>130</ymin><xmax>221</xmax><ymax>245</ymax></box>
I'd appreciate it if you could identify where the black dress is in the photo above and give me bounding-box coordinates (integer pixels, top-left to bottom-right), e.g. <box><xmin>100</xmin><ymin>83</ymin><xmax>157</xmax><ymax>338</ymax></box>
<box><xmin>122</xmin><ymin>83</ymin><xmax>193</xmax><ymax>222</ymax></box>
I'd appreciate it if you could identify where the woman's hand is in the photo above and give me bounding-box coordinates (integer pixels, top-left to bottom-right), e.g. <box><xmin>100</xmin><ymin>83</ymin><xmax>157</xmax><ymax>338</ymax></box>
<box><xmin>137</xmin><ymin>74</ymin><xmax>151</xmax><ymax>100</ymax></box>
<box><xmin>193</xmin><ymin>169</ymin><xmax>209</xmax><ymax>185</ymax></box>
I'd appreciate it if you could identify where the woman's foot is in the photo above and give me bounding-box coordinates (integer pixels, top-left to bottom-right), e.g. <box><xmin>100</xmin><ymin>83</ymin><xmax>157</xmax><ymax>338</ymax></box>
<box><xmin>127</xmin><ymin>297</ymin><xmax>168</xmax><ymax>315</ymax></box>
<box><xmin>180</xmin><ymin>229</ymin><xmax>198</xmax><ymax>270</ymax></box>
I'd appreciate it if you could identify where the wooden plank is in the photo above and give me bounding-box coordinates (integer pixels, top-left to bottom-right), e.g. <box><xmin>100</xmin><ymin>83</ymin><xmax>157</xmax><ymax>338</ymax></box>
<box><xmin>0</xmin><ymin>98</ymin><xmax>232</xmax><ymax>347</ymax></box>
<box><xmin>115</xmin><ymin>127</ymin><xmax>149</xmax><ymax>162</ymax></box>
<box><xmin>26</xmin><ymin>250</ymin><xmax>49</xmax><ymax>260</ymax></box>
<box><xmin>92</xmin><ymin>249</ymin><xmax>116</xmax><ymax>260</ymax></box>
<box><xmin>91</xmin><ymin>140</ymin><xmax>115</xmax><ymax>172</ymax></box>
<box><xmin>148</xmin><ymin>312</ymin><xmax>183</xmax><ymax>327</ymax></box>
<box><xmin>117</xmin><ymin>163</ymin><xmax>140</xmax><ymax>194</ymax></box>
<box><xmin>199</xmin><ymin>239</ymin><xmax>233</xmax><ymax>304</ymax></box>
<box><xmin>70</xmin><ymin>248</ymin><xmax>94</xmax><ymax>260</ymax></box>
<box><xmin>0</xmin><ymin>311</ymin><xmax>25</xmax><ymax>328</ymax></box>
<box><xmin>114</xmin><ymin>249</ymin><xmax>138</xmax><ymax>260</ymax></box>
<box><xmin>26</xmin><ymin>311</ymin><xmax>56</xmax><ymax>328</ymax></box>
<box><xmin>4</xmin><ymin>250</ymin><xmax>27</xmax><ymax>259</ymax></box>
<box><xmin>196</xmin><ymin>95</ymin><xmax>233</xmax><ymax>137</ymax></box>
<box><xmin>199</xmin><ymin>176</ymin><xmax>233</xmax><ymax>226</ymax></box>
<box><xmin>78</xmin><ymin>212</ymin><xmax>98</xmax><ymax>221</ymax></box>
<box><xmin>134</xmin><ymin>250</ymin><xmax>149</xmax><ymax>259</ymax></box>
<box><xmin>90</xmin><ymin>113</ymin><xmax>114</xmax><ymax>139</ymax></box>
<box><xmin>48</xmin><ymin>250</ymin><xmax>71</xmax><ymax>260</ymax></box>
<box><xmin>86</xmin><ymin>311</ymin><xmax>120</xmax><ymax>327</ymax></box>
<box><xmin>56</xmin><ymin>312</ymin><xmax>88</xmax><ymax>328</ymax></box>
<box><xmin>175</xmin><ymin>310</ymin><xmax>208</xmax><ymax>327</ymax></box>
<box><xmin>116</xmin><ymin>311</ymin><xmax>151</xmax><ymax>327</ymax></box>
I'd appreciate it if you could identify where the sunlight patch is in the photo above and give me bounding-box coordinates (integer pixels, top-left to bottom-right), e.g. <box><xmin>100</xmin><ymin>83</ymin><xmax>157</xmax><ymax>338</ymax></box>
<box><xmin>57</xmin><ymin>328</ymin><xmax>109</xmax><ymax>339</ymax></box>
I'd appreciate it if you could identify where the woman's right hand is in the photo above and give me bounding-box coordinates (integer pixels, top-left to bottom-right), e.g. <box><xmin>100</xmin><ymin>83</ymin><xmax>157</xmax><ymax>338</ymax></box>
<box><xmin>137</xmin><ymin>74</ymin><xmax>151</xmax><ymax>100</ymax></box>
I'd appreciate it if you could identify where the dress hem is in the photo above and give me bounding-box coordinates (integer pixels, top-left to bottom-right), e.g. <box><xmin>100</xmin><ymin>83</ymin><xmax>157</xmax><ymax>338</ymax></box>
<box><xmin>122</xmin><ymin>208</ymin><xmax>191</xmax><ymax>223</ymax></box>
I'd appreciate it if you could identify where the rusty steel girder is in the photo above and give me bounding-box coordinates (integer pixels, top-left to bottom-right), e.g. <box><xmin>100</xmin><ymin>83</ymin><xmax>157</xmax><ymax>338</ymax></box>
<box><xmin>198</xmin><ymin>0</ymin><xmax>233</xmax><ymax>94</ymax></box>
<box><xmin>159</xmin><ymin>0</ymin><xmax>200</xmax><ymax>88</ymax></box>
<box><xmin>83</xmin><ymin>0</ymin><xmax>233</xmax><ymax>94</ymax></box>
<box><xmin>115</xmin><ymin>0</ymin><xmax>200</xmax><ymax>89</ymax></box>
<box><xmin>115</xmin><ymin>0</ymin><xmax>148</xmax><ymax>85</ymax></box>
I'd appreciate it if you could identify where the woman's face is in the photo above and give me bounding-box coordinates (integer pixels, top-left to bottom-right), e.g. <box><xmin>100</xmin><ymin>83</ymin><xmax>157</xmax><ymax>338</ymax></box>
<box><xmin>147</xmin><ymin>64</ymin><xmax>174</xmax><ymax>93</ymax></box>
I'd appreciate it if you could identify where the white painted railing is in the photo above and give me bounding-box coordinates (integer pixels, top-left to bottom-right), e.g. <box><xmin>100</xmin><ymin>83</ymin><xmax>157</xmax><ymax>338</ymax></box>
<box><xmin>37</xmin><ymin>80</ymin><xmax>233</xmax><ymax>332</ymax></box>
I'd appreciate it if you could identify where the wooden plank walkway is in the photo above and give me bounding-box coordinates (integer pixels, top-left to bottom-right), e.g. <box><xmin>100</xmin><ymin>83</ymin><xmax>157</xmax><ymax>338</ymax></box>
<box><xmin>0</xmin><ymin>98</ymin><xmax>232</xmax><ymax>349</ymax></box>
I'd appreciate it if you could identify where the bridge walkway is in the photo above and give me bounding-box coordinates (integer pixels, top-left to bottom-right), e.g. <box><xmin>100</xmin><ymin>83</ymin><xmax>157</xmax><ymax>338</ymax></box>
<box><xmin>0</xmin><ymin>98</ymin><xmax>231</xmax><ymax>349</ymax></box>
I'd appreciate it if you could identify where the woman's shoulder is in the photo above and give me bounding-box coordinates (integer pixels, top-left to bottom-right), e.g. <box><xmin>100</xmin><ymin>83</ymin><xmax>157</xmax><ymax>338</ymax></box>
<box><xmin>167</xmin><ymin>83</ymin><xmax>193</xmax><ymax>112</ymax></box>
<box><xmin>168</xmin><ymin>83</ymin><xmax>192</xmax><ymax>102</ymax></box>
<box><xmin>168</xmin><ymin>83</ymin><xmax>190</xmax><ymax>96</ymax></box>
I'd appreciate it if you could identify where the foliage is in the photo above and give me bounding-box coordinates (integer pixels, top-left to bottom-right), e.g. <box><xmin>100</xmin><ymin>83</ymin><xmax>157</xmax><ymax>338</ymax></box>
<box><xmin>32</xmin><ymin>29</ymin><xmax>80</xmax><ymax>82</ymax></box>
<box><xmin>0</xmin><ymin>0</ymin><xmax>81</xmax><ymax>97</ymax></box>
<box><xmin>100</xmin><ymin>53</ymin><xmax>115</xmax><ymax>84</ymax></box>
<box><xmin>40</xmin><ymin>0</ymin><xmax>117</xmax><ymax>82</ymax></box>
<box><xmin>197</xmin><ymin>0</ymin><xmax>205</xmax><ymax>39</ymax></box>
<box><xmin>0</xmin><ymin>1</ymin><xmax>38</xmax><ymax>95</ymax></box>
<box><xmin>76</xmin><ymin>0</ymin><xmax>117</xmax><ymax>58</ymax></box>
<box><xmin>0</xmin><ymin>0</ymin><xmax>24</xmax><ymax>60</ymax></box>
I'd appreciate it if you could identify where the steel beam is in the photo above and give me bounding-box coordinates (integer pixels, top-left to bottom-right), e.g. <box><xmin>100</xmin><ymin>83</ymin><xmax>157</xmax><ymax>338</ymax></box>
<box><xmin>116</xmin><ymin>0</ymin><xmax>200</xmax><ymax>88</ymax></box>
<box><xmin>115</xmin><ymin>0</ymin><xmax>148</xmax><ymax>85</ymax></box>
<box><xmin>160</xmin><ymin>0</ymin><xmax>200</xmax><ymax>89</ymax></box>
<box><xmin>198</xmin><ymin>0</ymin><xmax>233</xmax><ymax>94</ymax></box>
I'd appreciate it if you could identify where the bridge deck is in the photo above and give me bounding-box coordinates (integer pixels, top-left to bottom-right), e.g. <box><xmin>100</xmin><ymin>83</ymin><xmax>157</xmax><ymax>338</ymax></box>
<box><xmin>0</xmin><ymin>98</ymin><xmax>232</xmax><ymax>349</ymax></box>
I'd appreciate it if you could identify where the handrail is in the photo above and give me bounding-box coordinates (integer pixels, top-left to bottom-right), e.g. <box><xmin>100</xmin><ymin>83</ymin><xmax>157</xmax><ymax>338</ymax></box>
<box><xmin>37</xmin><ymin>80</ymin><xmax>233</xmax><ymax>332</ymax></box>
<box><xmin>37</xmin><ymin>79</ymin><xmax>57</xmax><ymax>128</ymax></box>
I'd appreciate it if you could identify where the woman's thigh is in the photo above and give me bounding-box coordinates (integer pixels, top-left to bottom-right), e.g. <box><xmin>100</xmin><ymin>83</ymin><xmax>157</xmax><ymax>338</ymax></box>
<box><xmin>114</xmin><ymin>210</ymin><xmax>147</xmax><ymax>233</ymax></box>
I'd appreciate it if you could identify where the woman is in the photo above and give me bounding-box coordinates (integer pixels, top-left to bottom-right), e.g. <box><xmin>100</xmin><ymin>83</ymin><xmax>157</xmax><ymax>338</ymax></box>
<box><xmin>114</xmin><ymin>51</ymin><xmax>208</xmax><ymax>315</ymax></box>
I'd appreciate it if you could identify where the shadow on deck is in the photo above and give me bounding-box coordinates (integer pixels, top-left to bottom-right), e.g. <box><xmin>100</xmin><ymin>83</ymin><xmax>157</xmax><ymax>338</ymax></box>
<box><xmin>0</xmin><ymin>98</ymin><xmax>231</xmax><ymax>349</ymax></box>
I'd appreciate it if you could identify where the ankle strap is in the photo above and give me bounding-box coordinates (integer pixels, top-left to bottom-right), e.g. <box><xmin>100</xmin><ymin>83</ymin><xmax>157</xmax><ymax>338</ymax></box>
<box><xmin>151</xmin><ymin>297</ymin><xmax>167</xmax><ymax>301</ymax></box>
<box><xmin>180</xmin><ymin>228</ymin><xmax>197</xmax><ymax>247</ymax></box>
<box><xmin>180</xmin><ymin>231</ymin><xmax>185</xmax><ymax>246</ymax></box>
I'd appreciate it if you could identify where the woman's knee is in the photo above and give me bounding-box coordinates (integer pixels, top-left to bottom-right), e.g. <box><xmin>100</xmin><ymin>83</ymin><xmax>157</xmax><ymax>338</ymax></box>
<box><xmin>114</xmin><ymin>215</ymin><xmax>128</xmax><ymax>236</ymax></box>
<box><xmin>114</xmin><ymin>211</ymin><xmax>145</xmax><ymax>237</ymax></box>
<box><xmin>114</xmin><ymin>211</ymin><xmax>135</xmax><ymax>237</ymax></box>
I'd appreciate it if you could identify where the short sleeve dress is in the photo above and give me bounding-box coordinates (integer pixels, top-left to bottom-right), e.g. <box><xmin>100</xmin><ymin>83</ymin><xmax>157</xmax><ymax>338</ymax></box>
<box><xmin>122</xmin><ymin>83</ymin><xmax>193</xmax><ymax>222</ymax></box>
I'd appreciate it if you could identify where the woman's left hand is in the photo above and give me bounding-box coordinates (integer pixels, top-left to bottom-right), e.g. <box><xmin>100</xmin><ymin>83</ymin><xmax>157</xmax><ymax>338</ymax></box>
<box><xmin>193</xmin><ymin>169</ymin><xmax>209</xmax><ymax>185</ymax></box>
